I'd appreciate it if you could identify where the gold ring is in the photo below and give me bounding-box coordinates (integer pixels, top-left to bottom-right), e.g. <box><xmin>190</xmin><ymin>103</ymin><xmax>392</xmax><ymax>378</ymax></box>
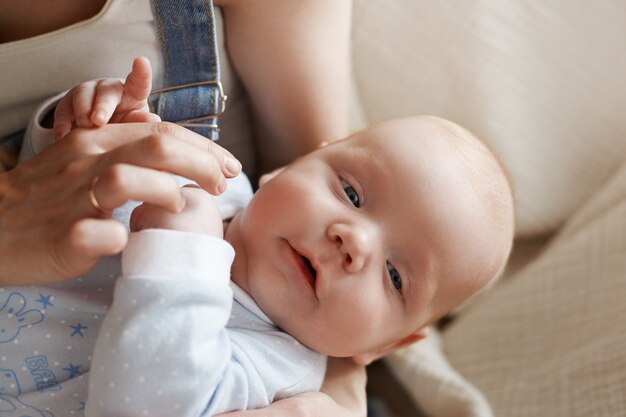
<box><xmin>89</xmin><ymin>176</ymin><xmax>107</xmax><ymax>214</ymax></box>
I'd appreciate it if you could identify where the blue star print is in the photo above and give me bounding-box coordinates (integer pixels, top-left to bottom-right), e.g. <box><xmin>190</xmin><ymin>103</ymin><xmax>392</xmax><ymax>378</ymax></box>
<box><xmin>70</xmin><ymin>323</ymin><xmax>88</xmax><ymax>337</ymax></box>
<box><xmin>35</xmin><ymin>294</ymin><xmax>54</xmax><ymax>309</ymax></box>
<box><xmin>63</xmin><ymin>363</ymin><xmax>82</xmax><ymax>378</ymax></box>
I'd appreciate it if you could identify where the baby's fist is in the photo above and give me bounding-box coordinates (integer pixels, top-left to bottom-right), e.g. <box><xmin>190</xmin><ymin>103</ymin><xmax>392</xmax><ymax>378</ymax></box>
<box><xmin>130</xmin><ymin>186</ymin><xmax>223</xmax><ymax>238</ymax></box>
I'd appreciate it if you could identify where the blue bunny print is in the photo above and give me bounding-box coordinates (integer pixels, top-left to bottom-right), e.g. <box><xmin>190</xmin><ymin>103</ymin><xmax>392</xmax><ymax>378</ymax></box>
<box><xmin>0</xmin><ymin>293</ymin><xmax>44</xmax><ymax>343</ymax></box>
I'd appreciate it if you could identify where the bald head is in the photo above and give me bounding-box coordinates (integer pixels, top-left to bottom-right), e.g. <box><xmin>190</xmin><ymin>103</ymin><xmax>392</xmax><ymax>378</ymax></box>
<box><xmin>356</xmin><ymin>115</ymin><xmax>515</xmax><ymax>317</ymax></box>
<box><xmin>430</xmin><ymin>116</ymin><xmax>514</xmax><ymax>278</ymax></box>
<box><xmin>413</xmin><ymin>116</ymin><xmax>515</xmax><ymax>311</ymax></box>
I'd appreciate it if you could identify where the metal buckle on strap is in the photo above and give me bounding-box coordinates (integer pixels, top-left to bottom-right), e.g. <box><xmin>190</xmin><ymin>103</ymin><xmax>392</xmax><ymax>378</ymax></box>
<box><xmin>150</xmin><ymin>80</ymin><xmax>227</xmax><ymax>128</ymax></box>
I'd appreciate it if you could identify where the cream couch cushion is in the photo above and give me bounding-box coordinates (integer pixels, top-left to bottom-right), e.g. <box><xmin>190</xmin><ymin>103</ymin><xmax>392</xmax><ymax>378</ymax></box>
<box><xmin>351</xmin><ymin>0</ymin><xmax>626</xmax><ymax>237</ymax></box>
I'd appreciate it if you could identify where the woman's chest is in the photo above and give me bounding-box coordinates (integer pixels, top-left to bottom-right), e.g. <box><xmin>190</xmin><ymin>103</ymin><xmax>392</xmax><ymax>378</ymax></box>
<box><xmin>0</xmin><ymin>0</ymin><xmax>107</xmax><ymax>43</ymax></box>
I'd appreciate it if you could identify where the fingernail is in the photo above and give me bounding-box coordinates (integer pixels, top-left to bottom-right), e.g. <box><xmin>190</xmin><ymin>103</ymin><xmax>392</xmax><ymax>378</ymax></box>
<box><xmin>224</xmin><ymin>155</ymin><xmax>241</xmax><ymax>176</ymax></box>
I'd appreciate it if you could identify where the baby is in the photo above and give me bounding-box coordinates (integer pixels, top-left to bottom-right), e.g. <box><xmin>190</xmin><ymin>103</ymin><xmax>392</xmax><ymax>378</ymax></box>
<box><xmin>54</xmin><ymin>58</ymin><xmax>514</xmax><ymax>416</ymax></box>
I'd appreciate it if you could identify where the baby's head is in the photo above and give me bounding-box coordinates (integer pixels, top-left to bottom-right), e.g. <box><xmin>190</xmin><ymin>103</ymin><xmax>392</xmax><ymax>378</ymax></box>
<box><xmin>227</xmin><ymin>116</ymin><xmax>514</xmax><ymax>364</ymax></box>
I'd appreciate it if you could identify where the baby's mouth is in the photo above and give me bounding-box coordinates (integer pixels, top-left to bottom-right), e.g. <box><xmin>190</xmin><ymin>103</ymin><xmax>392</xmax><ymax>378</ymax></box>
<box><xmin>297</xmin><ymin>253</ymin><xmax>317</xmax><ymax>292</ymax></box>
<box><xmin>286</xmin><ymin>240</ymin><xmax>318</xmax><ymax>292</ymax></box>
<box><xmin>301</xmin><ymin>255</ymin><xmax>317</xmax><ymax>281</ymax></box>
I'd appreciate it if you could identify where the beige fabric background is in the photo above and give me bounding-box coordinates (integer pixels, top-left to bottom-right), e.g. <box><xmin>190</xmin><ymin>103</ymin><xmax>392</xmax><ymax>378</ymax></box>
<box><xmin>350</xmin><ymin>1</ymin><xmax>626</xmax><ymax>416</ymax></box>
<box><xmin>351</xmin><ymin>0</ymin><xmax>626</xmax><ymax>238</ymax></box>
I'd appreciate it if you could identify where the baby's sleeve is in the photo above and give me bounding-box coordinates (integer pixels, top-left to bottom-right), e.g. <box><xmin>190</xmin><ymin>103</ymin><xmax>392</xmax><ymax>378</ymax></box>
<box><xmin>19</xmin><ymin>91</ymin><xmax>65</xmax><ymax>162</ymax></box>
<box><xmin>85</xmin><ymin>229</ymin><xmax>235</xmax><ymax>417</ymax></box>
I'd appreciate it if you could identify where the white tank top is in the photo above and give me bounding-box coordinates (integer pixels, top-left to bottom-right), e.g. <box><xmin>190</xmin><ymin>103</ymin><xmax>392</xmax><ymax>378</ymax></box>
<box><xmin>0</xmin><ymin>0</ymin><xmax>256</xmax><ymax>172</ymax></box>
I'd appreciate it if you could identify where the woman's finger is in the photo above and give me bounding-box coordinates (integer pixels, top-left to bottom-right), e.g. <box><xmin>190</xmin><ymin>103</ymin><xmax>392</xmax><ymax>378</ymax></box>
<box><xmin>17</xmin><ymin>122</ymin><xmax>242</xmax><ymax>194</ymax></box>
<box><xmin>55</xmin><ymin>218</ymin><xmax>129</xmax><ymax>275</ymax></box>
<box><xmin>119</xmin><ymin>109</ymin><xmax>162</xmax><ymax>124</ymax></box>
<box><xmin>89</xmin><ymin>164</ymin><xmax>184</xmax><ymax>213</ymax></box>
<box><xmin>84</xmin><ymin>122</ymin><xmax>226</xmax><ymax>154</ymax></box>
<box><xmin>99</xmin><ymin>131</ymin><xmax>240</xmax><ymax>195</ymax></box>
<box><xmin>208</xmin><ymin>136</ymin><xmax>242</xmax><ymax>178</ymax></box>
<box><xmin>67</xmin><ymin>121</ymin><xmax>241</xmax><ymax>168</ymax></box>
<box><xmin>21</xmin><ymin>120</ymin><xmax>243</xmax><ymax>197</ymax></box>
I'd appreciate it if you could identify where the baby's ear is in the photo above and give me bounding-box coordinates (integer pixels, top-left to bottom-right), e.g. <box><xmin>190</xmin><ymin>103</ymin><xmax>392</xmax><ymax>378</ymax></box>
<box><xmin>352</xmin><ymin>327</ymin><xmax>429</xmax><ymax>366</ymax></box>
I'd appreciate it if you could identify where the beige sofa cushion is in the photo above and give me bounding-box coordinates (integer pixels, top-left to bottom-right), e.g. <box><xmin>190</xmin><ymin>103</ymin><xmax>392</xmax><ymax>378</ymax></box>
<box><xmin>351</xmin><ymin>0</ymin><xmax>626</xmax><ymax>237</ymax></box>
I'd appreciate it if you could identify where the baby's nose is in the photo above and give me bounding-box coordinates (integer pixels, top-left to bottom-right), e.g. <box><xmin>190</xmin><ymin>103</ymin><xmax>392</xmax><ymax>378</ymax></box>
<box><xmin>328</xmin><ymin>223</ymin><xmax>375</xmax><ymax>274</ymax></box>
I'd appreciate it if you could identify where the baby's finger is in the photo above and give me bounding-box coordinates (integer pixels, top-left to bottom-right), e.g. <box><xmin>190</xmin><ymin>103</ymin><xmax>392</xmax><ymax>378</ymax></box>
<box><xmin>53</xmin><ymin>95</ymin><xmax>76</xmax><ymax>140</ymax></box>
<box><xmin>91</xmin><ymin>79</ymin><xmax>125</xmax><ymax>126</ymax></box>
<box><xmin>122</xmin><ymin>56</ymin><xmax>153</xmax><ymax>105</ymax></box>
<box><xmin>71</xmin><ymin>80</ymin><xmax>99</xmax><ymax>127</ymax></box>
<box><xmin>129</xmin><ymin>202</ymin><xmax>165</xmax><ymax>232</ymax></box>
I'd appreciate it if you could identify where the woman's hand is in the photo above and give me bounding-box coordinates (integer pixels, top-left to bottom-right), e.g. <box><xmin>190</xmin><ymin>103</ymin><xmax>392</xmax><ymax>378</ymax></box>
<box><xmin>218</xmin><ymin>358</ymin><xmax>367</xmax><ymax>417</ymax></box>
<box><xmin>0</xmin><ymin>122</ymin><xmax>241</xmax><ymax>286</ymax></box>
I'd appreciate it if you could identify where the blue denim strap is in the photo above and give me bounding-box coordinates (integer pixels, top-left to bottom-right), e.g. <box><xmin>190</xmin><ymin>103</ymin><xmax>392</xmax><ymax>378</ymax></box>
<box><xmin>149</xmin><ymin>0</ymin><xmax>225</xmax><ymax>140</ymax></box>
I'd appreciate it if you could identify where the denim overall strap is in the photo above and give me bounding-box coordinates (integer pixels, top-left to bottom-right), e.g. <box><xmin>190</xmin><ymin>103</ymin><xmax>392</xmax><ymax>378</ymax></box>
<box><xmin>149</xmin><ymin>0</ymin><xmax>226</xmax><ymax>140</ymax></box>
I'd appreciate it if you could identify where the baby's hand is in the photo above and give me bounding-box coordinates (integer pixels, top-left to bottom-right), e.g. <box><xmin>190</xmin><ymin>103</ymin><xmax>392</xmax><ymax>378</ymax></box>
<box><xmin>130</xmin><ymin>186</ymin><xmax>224</xmax><ymax>239</ymax></box>
<box><xmin>53</xmin><ymin>56</ymin><xmax>161</xmax><ymax>140</ymax></box>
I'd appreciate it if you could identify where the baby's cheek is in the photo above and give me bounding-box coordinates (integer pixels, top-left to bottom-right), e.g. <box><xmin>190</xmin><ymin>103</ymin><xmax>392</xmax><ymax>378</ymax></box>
<box><xmin>336</xmin><ymin>292</ymin><xmax>384</xmax><ymax>334</ymax></box>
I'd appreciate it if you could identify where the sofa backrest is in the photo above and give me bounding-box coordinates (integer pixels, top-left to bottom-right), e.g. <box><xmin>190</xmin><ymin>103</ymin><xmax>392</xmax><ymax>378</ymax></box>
<box><xmin>350</xmin><ymin>0</ymin><xmax>626</xmax><ymax>238</ymax></box>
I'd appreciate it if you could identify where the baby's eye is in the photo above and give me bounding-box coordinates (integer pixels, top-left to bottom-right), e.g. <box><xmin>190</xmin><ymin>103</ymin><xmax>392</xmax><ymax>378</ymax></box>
<box><xmin>340</xmin><ymin>178</ymin><xmax>360</xmax><ymax>208</ymax></box>
<box><xmin>387</xmin><ymin>262</ymin><xmax>402</xmax><ymax>293</ymax></box>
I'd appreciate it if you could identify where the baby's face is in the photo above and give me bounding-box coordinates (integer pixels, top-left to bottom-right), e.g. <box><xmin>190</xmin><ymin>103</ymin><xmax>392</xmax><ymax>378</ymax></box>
<box><xmin>227</xmin><ymin>117</ymin><xmax>512</xmax><ymax>358</ymax></box>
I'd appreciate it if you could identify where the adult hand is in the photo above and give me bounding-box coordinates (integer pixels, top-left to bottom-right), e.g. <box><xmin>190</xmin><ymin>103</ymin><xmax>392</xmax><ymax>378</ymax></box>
<box><xmin>218</xmin><ymin>358</ymin><xmax>367</xmax><ymax>417</ymax></box>
<box><xmin>0</xmin><ymin>122</ymin><xmax>241</xmax><ymax>286</ymax></box>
